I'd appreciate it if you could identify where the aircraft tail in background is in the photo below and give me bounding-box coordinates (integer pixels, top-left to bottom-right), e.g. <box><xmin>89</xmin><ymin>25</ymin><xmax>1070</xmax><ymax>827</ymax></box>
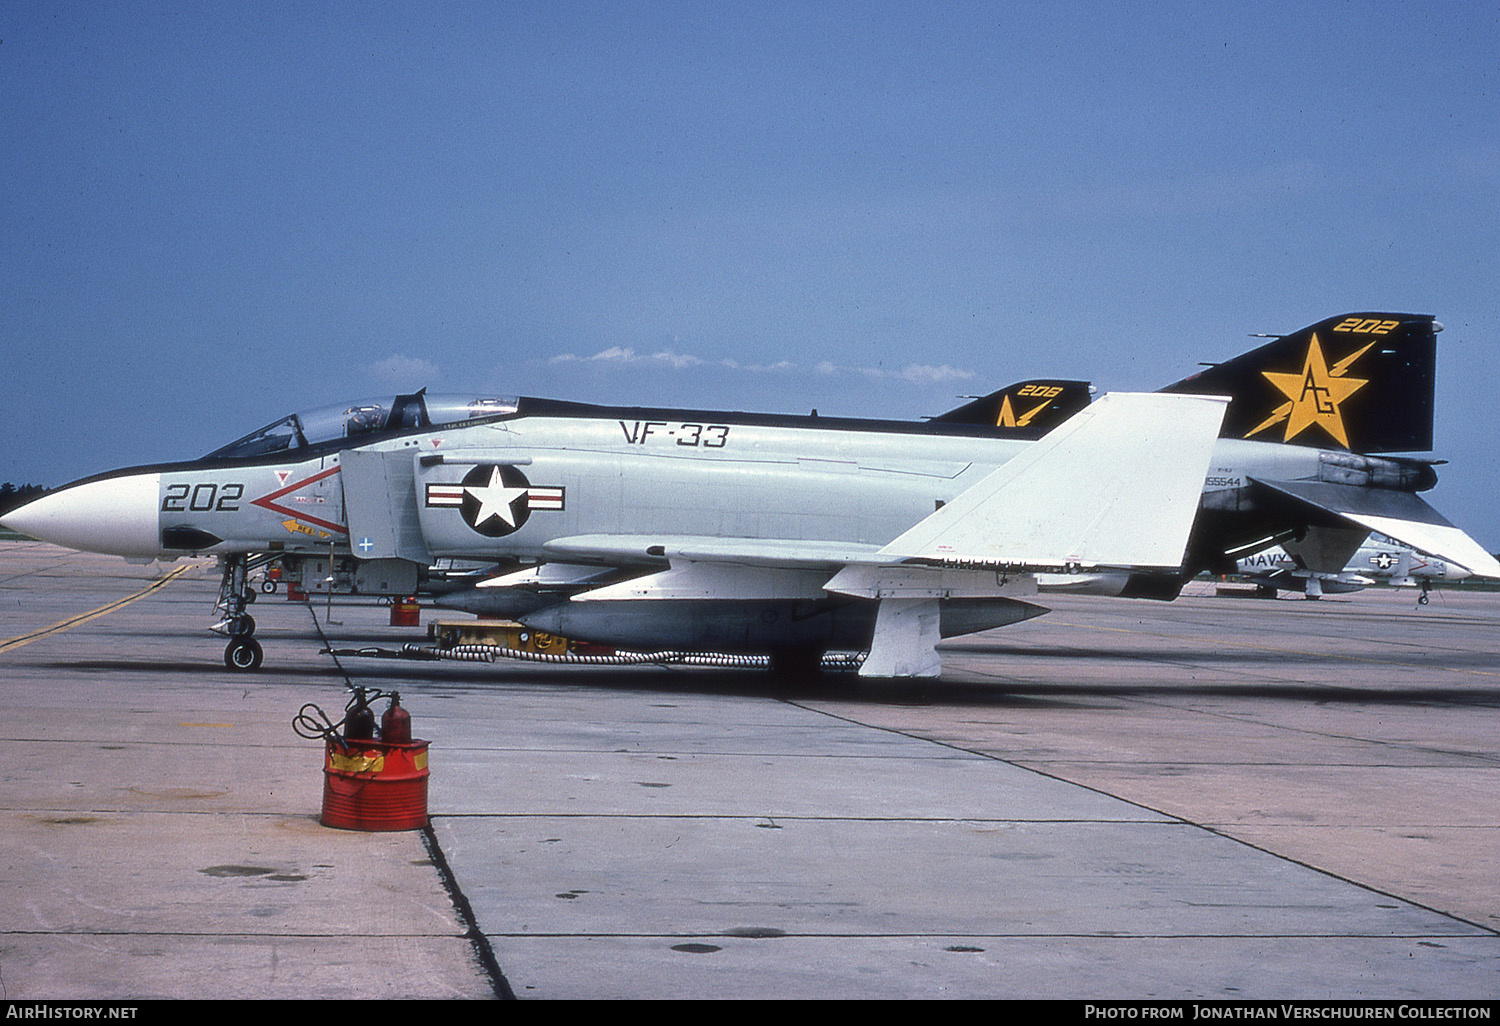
<box><xmin>931</xmin><ymin>380</ymin><xmax>1092</xmax><ymax>436</ymax></box>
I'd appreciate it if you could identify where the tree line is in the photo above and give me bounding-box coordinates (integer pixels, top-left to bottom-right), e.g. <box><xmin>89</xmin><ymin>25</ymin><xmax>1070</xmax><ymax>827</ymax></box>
<box><xmin>0</xmin><ymin>483</ymin><xmax>48</xmax><ymax>516</ymax></box>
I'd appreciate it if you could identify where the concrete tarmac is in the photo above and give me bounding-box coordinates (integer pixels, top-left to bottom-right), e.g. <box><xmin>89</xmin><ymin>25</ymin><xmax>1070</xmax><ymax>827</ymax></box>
<box><xmin>1</xmin><ymin>540</ymin><xmax>1497</xmax><ymax>1000</ymax></box>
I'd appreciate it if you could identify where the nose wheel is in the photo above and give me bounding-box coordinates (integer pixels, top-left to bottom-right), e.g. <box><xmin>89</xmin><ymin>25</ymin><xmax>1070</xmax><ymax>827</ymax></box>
<box><xmin>225</xmin><ymin>635</ymin><xmax>264</xmax><ymax>670</ymax></box>
<box><xmin>215</xmin><ymin>554</ymin><xmax>274</xmax><ymax>671</ymax></box>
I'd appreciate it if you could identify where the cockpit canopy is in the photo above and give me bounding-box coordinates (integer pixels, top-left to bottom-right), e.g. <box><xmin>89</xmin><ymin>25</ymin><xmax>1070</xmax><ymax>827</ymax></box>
<box><xmin>204</xmin><ymin>392</ymin><xmax>519</xmax><ymax>460</ymax></box>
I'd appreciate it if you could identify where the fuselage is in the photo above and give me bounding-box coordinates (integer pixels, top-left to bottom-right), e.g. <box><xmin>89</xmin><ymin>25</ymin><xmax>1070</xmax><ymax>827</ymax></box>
<box><xmin>3</xmin><ymin>398</ymin><xmax>1337</xmax><ymax>570</ymax></box>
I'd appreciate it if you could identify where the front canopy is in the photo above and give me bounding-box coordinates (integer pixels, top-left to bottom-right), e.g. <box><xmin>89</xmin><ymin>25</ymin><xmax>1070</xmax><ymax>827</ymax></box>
<box><xmin>203</xmin><ymin>392</ymin><xmax>518</xmax><ymax>460</ymax></box>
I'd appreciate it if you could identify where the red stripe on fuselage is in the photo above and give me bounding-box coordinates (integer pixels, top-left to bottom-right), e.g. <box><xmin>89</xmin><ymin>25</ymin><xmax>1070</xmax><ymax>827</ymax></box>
<box><xmin>250</xmin><ymin>466</ymin><xmax>348</xmax><ymax>534</ymax></box>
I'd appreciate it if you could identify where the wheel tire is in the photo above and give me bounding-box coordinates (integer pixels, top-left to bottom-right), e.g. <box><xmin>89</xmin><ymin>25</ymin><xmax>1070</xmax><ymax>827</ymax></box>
<box><xmin>229</xmin><ymin>614</ymin><xmax>256</xmax><ymax>637</ymax></box>
<box><xmin>225</xmin><ymin>637</ymin><xmax>263</xmax><ymax>671</ymax></box>
<box><xmin>261</xmin><ymin>580</ymin><xmax>278</xmax><ymax>594</ymax></box>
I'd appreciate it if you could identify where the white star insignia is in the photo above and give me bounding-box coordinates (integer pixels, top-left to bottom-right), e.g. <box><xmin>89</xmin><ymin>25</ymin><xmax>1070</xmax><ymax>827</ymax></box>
<box><xmin>465</xmin><ymin>466</ymin><xmax>528</xmax><ymax>529</ymax></box>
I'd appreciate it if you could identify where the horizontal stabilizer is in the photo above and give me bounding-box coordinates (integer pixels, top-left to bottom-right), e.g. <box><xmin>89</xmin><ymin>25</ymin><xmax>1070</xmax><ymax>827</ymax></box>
<box><xmin>879</xmin><ymin>392</ymin><xmax>1230</xmax><ymax>572</ymax></box>
<box><xmin>1253</xmin><ymin>478</ymin><xmax>1500</xmax><ymax>579</ymax></box>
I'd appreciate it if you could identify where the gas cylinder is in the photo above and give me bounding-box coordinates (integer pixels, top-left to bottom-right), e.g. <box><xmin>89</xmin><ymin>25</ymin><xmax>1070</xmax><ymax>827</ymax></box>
<box><xmin>344</xmin><ymin>688</ymin><xmax>376</xmax><ymax>741</ymax></box>
<box><xmin>381</xmin><ymin>691</ymin><xmax>412</xmax><ymax>744</ymax></box>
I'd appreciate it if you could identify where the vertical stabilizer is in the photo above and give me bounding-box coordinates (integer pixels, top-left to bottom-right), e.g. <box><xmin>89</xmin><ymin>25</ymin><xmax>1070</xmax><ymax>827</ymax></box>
<box><xmin>1161</xmin><ymin>313</ymin><xmax>1437</xmax><ymax>453</ymax></box>
<box><xmin>931</xmin><ymin>380</ymin><xmax>1092</xmax><ymax>436</ymax></box>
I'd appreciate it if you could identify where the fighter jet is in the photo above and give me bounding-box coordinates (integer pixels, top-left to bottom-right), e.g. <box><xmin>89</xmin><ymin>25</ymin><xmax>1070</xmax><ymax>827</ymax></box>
<box><xmin>4</xmin><ymin>312</ymin><xmax>1495</xmax><ymax>677</ymax></box>
<box><xmin>1234</xmin><ymin>535</ymin><xmax>1469</xmax><ymax>602</ymax></box>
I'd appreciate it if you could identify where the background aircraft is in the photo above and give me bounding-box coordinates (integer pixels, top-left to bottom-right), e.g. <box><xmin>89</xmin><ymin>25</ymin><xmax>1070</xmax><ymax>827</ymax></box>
<box><xmin>5</xmin><ymin>313</ymin><xmax>1496</xmax><ymax>677</ymax></box>
<box><xmin>1234</xmin><ymin>535</ymin><xmax>1468</xmax><ymax>602</ymax></box>
<box><xmin>1043</xmin><ymin>535</ymin><xmax>1471</xmax><ymax>603</ymax></box>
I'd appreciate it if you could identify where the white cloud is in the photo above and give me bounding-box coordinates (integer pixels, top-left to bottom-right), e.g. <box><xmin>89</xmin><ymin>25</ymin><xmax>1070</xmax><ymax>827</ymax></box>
<box><xmin>650</xmin><ymin>351</ymin><xmax>707</xmax><ymax>369</ymax></box>
<box><xmin>851</xmin><ymin>363</ymin><xmax>975</xmax><ymax>384</ymax></box>
<box><xmin>549</xmin><ymin>347</ymin><xmax>705</xmax><ymax>369</ymax></box>
<box><xmin>720</xmin><ymin>358</ymin><xmax>794</xmax><ymax>372</ymax></box>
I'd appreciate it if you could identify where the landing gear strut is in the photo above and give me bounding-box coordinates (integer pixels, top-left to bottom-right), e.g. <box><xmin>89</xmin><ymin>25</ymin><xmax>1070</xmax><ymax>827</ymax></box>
<box><xmin>215</xmin><ymin>554</ymin><xmax>276</xmax><ymax>670</ymax></box>
<box><xmin>1418</xmin><ymin>582</ymin><xmax>1431</xmax><ymax>606</ymax></box>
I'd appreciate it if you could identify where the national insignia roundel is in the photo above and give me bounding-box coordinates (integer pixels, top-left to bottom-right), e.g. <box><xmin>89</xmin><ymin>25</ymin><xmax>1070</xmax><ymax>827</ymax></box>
<box><xmin>459</xmin><ymin>464</ymin><xmax>533</xmax><ymax>537</ymax></box>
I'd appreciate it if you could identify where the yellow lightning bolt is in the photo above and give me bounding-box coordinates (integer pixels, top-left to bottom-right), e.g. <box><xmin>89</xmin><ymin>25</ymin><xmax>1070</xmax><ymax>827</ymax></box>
<box><xmin>995</xmin><ymin>395</ymin><xmax>1054</xmax><ymax>428</ymax></box>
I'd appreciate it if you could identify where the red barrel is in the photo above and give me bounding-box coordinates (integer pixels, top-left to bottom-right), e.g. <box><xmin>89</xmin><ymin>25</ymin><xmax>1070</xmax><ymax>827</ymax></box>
<box><xmin>390</xmin><ymin>597</ymin><xmax>420</xmax><ymax>627</ymax></box>
<box><xmin>320</xmin><ymin>737</ymin><xmax>430</xmax><ymax>831</ymax></box>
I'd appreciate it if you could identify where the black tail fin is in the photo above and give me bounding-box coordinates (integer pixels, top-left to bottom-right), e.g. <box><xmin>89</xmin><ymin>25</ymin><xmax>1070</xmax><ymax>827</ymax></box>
<box><xmin>931</xmin><ymin>379</ymin><xmax>1092</xmax><ymax>436</ymax></box>
<box><xmin>1160</xmin><ymin>313</ymin><xmax>1438</xmax><ymax>453</ymax></box>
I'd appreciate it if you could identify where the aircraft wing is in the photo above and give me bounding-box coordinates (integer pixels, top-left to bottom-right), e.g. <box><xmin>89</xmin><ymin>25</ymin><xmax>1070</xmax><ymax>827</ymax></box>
<box><xmin>874</xmin><ymin>391</ymin><xmax>1230</xmax><ymax>572</ymax></box>
<box><xmin>1251</xmin><ymin>477</ymin><xmax>1500</xmax><ymax>579</ymax></box>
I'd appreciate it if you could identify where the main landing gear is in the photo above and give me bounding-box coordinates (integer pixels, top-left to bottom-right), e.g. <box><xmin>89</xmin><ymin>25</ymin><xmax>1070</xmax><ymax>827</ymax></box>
<box><xmin>214</xmin><ymin>554</ymin><xmax>277</xmax><ymax>671</ymax></box>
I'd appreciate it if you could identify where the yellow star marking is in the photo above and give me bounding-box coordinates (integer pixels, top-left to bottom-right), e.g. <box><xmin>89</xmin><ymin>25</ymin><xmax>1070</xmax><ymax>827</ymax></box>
<box><xmin>995</xmin><ymin>395</ymin><xmax>1054</xmax><ymax>428</ymax></box>
<box><xmin>1247</xmin><ymin>334</ymin><xmax>1369</xmax><ymax>448</ymax></box>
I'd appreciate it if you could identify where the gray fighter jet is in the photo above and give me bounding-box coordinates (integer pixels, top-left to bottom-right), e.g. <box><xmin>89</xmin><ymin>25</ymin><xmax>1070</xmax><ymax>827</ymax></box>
<box><xmin>6</xmin><ymin>313</ymin><xmax>1495</xmax><ymax>677</ymax></box>
<box><xmin>1234</xmin><ymin>534</ymin><xmax>1470</xmax><ymax>602</ymax></box>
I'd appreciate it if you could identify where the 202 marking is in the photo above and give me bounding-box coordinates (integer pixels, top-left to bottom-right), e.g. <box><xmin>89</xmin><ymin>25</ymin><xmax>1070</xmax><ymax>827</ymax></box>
<box><xmin>1334</xmin><ymin>318</ymin><xmax>1400</xmax><ymax>335</ymax></box>
<box><xmin>162</xmin><ymin>482</ymin><xmax>243</xmax><ymax>513</ymax></box>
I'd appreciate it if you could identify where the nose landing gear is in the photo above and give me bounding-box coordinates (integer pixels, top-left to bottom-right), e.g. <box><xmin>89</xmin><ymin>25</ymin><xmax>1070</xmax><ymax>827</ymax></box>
<box><xmin>215</xmin><ymin>554</ymin><xmax>275</xmax><ymax>670</ymax></box>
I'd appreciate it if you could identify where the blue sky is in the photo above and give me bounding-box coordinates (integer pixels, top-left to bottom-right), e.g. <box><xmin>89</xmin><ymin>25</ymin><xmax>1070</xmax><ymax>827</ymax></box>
<box><xmin>4</xmin><ymin>2</ymin><xmax>1498</xmax><ymax>547</ymax></box>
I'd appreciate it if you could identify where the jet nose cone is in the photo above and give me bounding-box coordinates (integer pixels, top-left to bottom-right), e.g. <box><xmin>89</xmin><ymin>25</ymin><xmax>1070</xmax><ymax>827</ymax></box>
<box><xmin>0</xmin><ymin>473</ymin><xmax>162</xmax><ymax>557</ymax></box>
